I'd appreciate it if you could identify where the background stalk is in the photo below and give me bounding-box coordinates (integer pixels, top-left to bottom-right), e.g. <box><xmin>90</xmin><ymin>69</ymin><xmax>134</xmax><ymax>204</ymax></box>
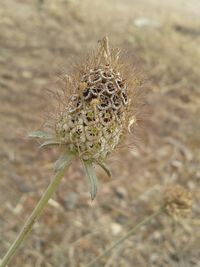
<box><xmin>87</xmin><ymin>208</ymin><xmax>162</xmax><ymax>267</ymax></box>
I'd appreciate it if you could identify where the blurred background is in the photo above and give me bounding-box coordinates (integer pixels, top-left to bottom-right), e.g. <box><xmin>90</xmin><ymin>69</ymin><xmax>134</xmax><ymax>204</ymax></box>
<box><xmin>0</xmin><ymin>0</ymin><xmax>200</xmax><ymax>266</ymax></box>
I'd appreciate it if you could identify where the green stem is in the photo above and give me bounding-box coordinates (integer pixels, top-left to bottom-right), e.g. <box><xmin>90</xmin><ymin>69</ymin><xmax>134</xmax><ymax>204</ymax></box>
<box><xmin>87</xmin><ymin>208</ymin><xmax>162</xmax><ymax>267</ymax></box>
<box><xmin>0</xmin><ymin>163</ymin><xmax>70</xmax><ymax>267</ymax></box>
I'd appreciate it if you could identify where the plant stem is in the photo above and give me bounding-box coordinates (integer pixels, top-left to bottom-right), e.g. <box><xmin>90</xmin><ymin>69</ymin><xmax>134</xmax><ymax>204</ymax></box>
<box><xmin>0</xmin><ymin>163</ymin><xmax>71</xmax><ymax>267</ymax></box>
<box><xmin>87</xmin><ymin>208</ymin><xmax>162</xmax><ymax>267</ymax></box>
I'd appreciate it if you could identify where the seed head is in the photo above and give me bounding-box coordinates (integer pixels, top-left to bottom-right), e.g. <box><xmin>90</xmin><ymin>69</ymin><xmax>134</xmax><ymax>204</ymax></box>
<box><xmin>30</xmin><ymin>37</ymin><xmax>145</xmax><ymax>199</ymax></box>
<box><xmin>55</xmin><ymin>37</ymin><xmax>139</xmax><ymax>162</ymax></box>
<box><xmin>163</xmin><ymin>185</ymin><xmax>193</xmax><ymax>219</ymax></box>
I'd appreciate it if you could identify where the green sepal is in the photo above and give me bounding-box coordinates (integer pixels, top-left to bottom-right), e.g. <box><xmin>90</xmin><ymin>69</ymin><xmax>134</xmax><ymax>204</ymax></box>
<box><xmin>95</xmin><ymin>161</ymin><xmax>112</xmax><ymax>178</ymax></box>
<box><xmin>29</xmin><ymin>131</ymin><xmax>53</xmax><ymax>140</ymax></box>
<box><xmin>54</xmin><ymin>151</ymin><xmax>76</xmax><ymax>173</ymax></box>
<box><xmin>83</xmin><ymin>161</ymin><xmax>98</xmax><ymax>200</ymax></box>
<box><xmin>40</xmin><ymin>140</ymin><xmax>63</xmax><ymax>148</ymax></box>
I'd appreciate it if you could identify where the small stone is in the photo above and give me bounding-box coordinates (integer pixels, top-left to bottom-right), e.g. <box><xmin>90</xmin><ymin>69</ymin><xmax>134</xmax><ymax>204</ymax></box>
<box><xmin>21</xmin><ymin>70</ymin><xmax>32</xmax><ymax>79</ymax></box>
<box><xmin>110</xmin><ymin>222</ymin><xmax>122</xmax><ymax>236</ymax></box>
<box><xmin>150</xmin><ymin>253</ymin><xmax>159</xmax><ymax>264</ymax></box>
<box><xmin>196</xmin><ymin>170</ymin><xmax>200</xmax><ymax>179</ymax></box>
<box><xmin>171</xmin><ymin>160</ymin><xmax>182</xmax><ymax>169</ymax></box>
<box><xmin>64</xmin><ymin>192</ymin><xmax>78</xmax><ymax>210</ymax></box>
<box><xmin>115</xmin><ymin>187</ymin><xmax>127</xmax><ymax>199</ymax></box>
<box><xmin>19</xmin><ymin>184</ymin><xmax>31</xmax><ymax>193</ymax></box>
<box><xmin>151</xmin><ymin>231</ymin><xmax>162</xmax><ymax>243</ymax></box>
<box><xmin>134</xmin><ymin>17</ymin><xmax>160</xmax><ymax>28</ymax></box>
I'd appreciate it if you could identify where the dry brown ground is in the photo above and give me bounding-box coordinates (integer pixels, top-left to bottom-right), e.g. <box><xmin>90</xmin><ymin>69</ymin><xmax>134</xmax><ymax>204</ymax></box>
<box><xmin>0</xmin><ymin>0</ymin><xmax>200</xmax><ymax>266</ymax></box>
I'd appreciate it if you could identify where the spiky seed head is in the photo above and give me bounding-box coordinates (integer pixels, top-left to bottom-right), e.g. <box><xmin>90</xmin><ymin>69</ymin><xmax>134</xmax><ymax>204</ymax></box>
<box><xmin>54</xmin><ymin>37</ymin><xmax>140</xmax><ymax>162</ymax></box>
<box><xmin>163</xmin><ymin>185</ymin><xmax>192</xmax><ymax>219</ymax></box>
<box><xmin>30</xmin><ymin>37</ymin><xmax>146</xmax><ymax>199</ymax></box>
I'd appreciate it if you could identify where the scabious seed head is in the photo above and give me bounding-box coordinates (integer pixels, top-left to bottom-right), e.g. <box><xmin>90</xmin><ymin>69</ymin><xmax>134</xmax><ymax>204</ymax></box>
<box><xmin>163</xmin><ymin>185</ymin><xmax>192</xmax><ymax>219</ymax></box>
<box><xmin>54</xmin><ymin>37</ymin><xmax>141</xmax><ymax>162</ymax></box>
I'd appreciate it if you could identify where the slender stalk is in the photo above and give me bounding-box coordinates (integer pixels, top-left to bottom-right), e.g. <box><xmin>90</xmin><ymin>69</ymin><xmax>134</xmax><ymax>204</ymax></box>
<box><xmin>87</xmin><ymin>208</ymin><xmax>163</xmax><ymax>267</ymax></box>
<box><xmin>0</xmin><ymin>163</ymin><xmax>70</xmax><ymax>267</ymax></box>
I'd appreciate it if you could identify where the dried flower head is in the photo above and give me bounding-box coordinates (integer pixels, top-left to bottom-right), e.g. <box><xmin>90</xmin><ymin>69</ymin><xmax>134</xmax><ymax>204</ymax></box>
<box><xmin>30</xmin><ymin>37</ymin><xmax>145</xmax><ymax>199</ymax></box>
<box><xmin>163</xmin><ymin>185</ymin><xmax>193</xmax><ymax>219</ymax></box>
<box><xmin>55</xmin><ymin>38</ymin><xmax>135</xmax><ymax>161</ymax></box>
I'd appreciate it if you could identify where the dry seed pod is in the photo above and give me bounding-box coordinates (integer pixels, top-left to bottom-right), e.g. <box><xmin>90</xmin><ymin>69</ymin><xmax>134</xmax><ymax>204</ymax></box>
<box><xmin>163</xmin><ymin>185</ymin><xmax>193</xmax><ymax>219</ymax></box>
<box><xmin>30</xmin><ymin>37</ymin><xmax>145</xmax><ymax>199</ymax></box>
<box><xmin>55</xmin><ymin>37</ymin><xmax>137</xmax><ymax>162</ymax></box>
